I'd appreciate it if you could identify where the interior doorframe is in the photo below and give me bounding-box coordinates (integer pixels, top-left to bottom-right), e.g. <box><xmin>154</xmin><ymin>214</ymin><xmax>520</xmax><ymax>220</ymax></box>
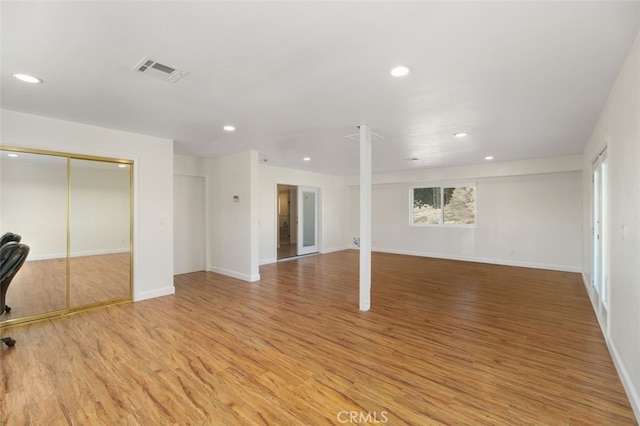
<box><xmin>591</xmin><ymin>145</ymin><xmax>609</xmax><ymax>335</ymax></box>
<box><xmin>275</xmin><ymin>182</ymin><xmax>321</xmax><ymax>260</ymax></box>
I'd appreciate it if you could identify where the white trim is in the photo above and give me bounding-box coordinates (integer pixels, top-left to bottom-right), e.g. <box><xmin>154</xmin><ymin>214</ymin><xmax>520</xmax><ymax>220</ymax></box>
<box><xmin>582</xmin><ymin>274</ymin><xmax>639</xmax><ymax>423</ymax></box>
<box><xmin>608</xmin><ymin>340</ymin><xmax>640</xmax><ymax>422</ymax></box>
<box><xmin>369</xmin><ymin>247</ymin><xmax>581</xmax><ymax>273</ymax></box>
<box><xmin>409</xmin><ymin>183</ymin><xmax>477</xmax><ymax>227</ymax></box>
<box><xmin>134</xmin><ymin>285</ymin><xmax>175</xmax><ymax>302</ymax></box>
<box><xmin>410</xmin><ymin>222</ymin><xmax>477</xmax><ymax>229</ymax></box>
<box><xmin>26</xmin><ymin>253</ymin><xmax>67</xmax><ymax>261</ymax></box>
<box><xmin>132</xmin><ymin>156</ymin><xmax>141</xmax><ymax>303</ymax></box>
<box><xmin>277</xmin><ymin>252</ymin><xmax>320</xmax><ymax>263</ymax></box>
<box><xmin>581</xmin><ymin>272</ymin><xmax>594</xmax><ymax>301</ymax></box>
<box><xmin>27</xmin><ymin>248</ymin><xmax>130</xmax><ymax>261</ymax></box>
<box><xmin>274</xmin><ymin>182</ymin><xmax>281</xmax><ymax>260</ymax></box>
<box><xmin>71</xmin><ymin>248</ymin><xmax>129</xmax><ymax>257</ymax></box>
<box><xmin>209</xmin><ymin>266</ymin><xmax>260</xmax><ymax>282</ymax></box>
<box><xmin>321</xmin><ymin>245</ymin><xmax>349</xmax><ymax>254</ymax></box>
<box><xmin>260</xmin><ymin>257</ymin><xmax>277</xmax><ymax>266</ymax></box>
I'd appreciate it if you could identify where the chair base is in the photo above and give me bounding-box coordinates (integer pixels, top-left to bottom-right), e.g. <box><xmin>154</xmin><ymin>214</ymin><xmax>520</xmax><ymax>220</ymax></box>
<box><xmin>1</xmin><ymin>337</ymin><xmax>16</xmax><ymax>347</ymax></box>
<box><xmin>1</xmin><ymin>307</ymin><xmax>14</xmax><ymax>346</ymax></box>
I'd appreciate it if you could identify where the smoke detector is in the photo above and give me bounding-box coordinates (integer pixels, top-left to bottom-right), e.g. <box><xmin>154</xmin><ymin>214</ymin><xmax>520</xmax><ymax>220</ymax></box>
<box><xmin>133</xmin><ymin>57</ymin><xmax>188</xmax><ymax>83</ymax></box>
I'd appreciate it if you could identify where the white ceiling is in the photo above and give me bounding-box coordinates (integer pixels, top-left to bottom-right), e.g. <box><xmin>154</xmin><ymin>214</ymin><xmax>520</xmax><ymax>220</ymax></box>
<box><xmin>2</xmin><ymin>1</ymin><xmax>639</xmax><ymax>176</ymax></box>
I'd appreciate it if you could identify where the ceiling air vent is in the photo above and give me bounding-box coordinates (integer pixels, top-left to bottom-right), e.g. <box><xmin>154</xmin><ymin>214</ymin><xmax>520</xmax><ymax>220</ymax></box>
<box><xmin>133</xmin><ymin>56</ymin><xmax>188</xmax><ymax>83</ymax></box>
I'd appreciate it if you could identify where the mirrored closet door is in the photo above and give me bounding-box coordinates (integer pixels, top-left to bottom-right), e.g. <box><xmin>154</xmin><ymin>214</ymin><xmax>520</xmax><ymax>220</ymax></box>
<box><xmin>0</xmin><ymin>151</ymin><xmax>68</xmax><ymax>319</ymax></box>
<box><xmin>0</xmin><ymin>147</ymin><xmax>133</xmax><ymax>326</ymax></box>
<box><xmin>69</xmin><ymin>159</ymin><xmax>132</xmax><ymax>308</ymax></box>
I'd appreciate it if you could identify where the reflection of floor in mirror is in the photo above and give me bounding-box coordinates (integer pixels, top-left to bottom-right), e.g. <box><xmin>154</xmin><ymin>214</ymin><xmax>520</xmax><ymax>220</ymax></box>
<box><xmin>69</xmin><ymin>252</ymin><xmax>131</xmax><ymax>306</ymax></box>
<box><xmin>3</xmin><ymin>252</ymin><xmax>130</xmax><ymax>320</ymax></box>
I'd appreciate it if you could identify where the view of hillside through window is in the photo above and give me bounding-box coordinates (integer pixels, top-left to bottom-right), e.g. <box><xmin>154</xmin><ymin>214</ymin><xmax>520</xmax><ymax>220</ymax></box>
<box><xmin>413</xmin><ymin>186</ymin><xmax>476</xmax><ymax>225</ymax></box>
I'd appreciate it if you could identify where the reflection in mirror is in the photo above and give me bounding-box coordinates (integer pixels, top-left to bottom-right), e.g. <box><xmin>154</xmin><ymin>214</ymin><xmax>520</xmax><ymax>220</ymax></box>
<box><xmin>69</xmin><ymin>159</ymin><xmax>131</xmax><ymax>308</ymax></box>
<box><xmin>0</xmin><ymin>150</ymin><xmax>67</xmax><ymax>321</ymax></box>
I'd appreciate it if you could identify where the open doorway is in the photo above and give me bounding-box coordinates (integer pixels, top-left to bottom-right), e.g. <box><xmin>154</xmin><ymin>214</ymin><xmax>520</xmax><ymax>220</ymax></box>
<box><xmin>277</xmin><ymin>184</ymin><xmax>319</xmax><ymax>260</ymax></box>
<box><xmin>277</xmin><ymin>184</ymin><xmax>297</xmax><ymax>259</ymax></box>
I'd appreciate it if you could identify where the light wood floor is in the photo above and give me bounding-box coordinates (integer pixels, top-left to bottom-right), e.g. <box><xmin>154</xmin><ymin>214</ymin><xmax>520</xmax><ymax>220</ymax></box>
<box><xmin>1</xmin><ymin>251</ymin><xmax>636</xmax><ymax>425</ymax></box>
<box><xmin>278</xmin><ymin>240</ymin><xmax>298</xmax><ymax>259</ymax></box>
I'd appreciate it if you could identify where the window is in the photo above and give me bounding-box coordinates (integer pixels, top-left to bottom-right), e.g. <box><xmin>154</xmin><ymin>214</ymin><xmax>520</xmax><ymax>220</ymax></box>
<box><xmin>411</xmin><ymin>185</ymin><xmax>476</xmax><ymax>226</ymax></box>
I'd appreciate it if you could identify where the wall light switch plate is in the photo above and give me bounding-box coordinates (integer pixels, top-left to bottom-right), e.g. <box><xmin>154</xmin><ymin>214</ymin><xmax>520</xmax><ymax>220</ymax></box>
<box><xmin>621</xmin><ymin>224</ymin><xmax>629</xmax><ymax>240</ymax></box>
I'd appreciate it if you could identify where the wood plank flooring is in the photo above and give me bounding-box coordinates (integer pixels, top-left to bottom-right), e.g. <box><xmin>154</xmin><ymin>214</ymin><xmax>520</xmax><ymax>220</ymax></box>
<box><xmin>277</xmin><ymin>241</ymin><xmax>298</xmax><ymax>259</ymax></box>
<box><xmin>1</xmin><ymin>251</ymin><xmax>636</xmax><ymax>425</ymax></box>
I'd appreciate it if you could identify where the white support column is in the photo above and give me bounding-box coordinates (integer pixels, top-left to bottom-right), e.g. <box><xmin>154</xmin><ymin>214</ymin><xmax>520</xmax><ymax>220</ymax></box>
<box><xmin>359</xmin><ymin>125</ymin><xmax>372</xmax><ymax>311</ymax></box>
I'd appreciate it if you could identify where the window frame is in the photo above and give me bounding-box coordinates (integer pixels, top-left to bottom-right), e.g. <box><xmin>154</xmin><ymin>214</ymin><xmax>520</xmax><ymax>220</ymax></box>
<box><xmin>409</xmin><ymin>183</ymin><xmax>477</xmax><ymax>228</ymax></box>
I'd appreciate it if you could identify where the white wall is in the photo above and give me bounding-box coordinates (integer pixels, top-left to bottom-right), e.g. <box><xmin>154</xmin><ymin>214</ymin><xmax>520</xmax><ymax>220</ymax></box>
<box><xmin>1</xmin><ymin>157</ymin><xmax>130</xmax><ymax>258</ymax></box>
<box><xmin>258</xmin><ymin>163</ymin><xmax>349</xmax><ymax>265</ymax></box>
<box><xmin>174</xmin><ymin>154</ymin><xmax>206</xmax><ymax>177</ymax></box>
<box><xmin>582</xmin><ymin>31</ymin><xmax>640</xmax><ymax>420</ymax></box>
<box><xmin>348</xmin><ymin>159</ymin><xmax>582</xmax><ymax>272</ymax></box>
<box><xmin>1</xmin><ymin>157</ymin><xmax>68</xmax><ymax>257</ymax></box>
<box><xmin>1</xmin><ymin>109</ymin><xmax>175</xmax><ymax>301</ymax></box>
<box><xmin>69</xmin><ymin>164</ymin><xmax>131</xmax><ymax>255</ymax></box>
<box><xmin>207</xmin><ymin>150</ymin><xmax>260</xmax><ymax>281</ymax></box>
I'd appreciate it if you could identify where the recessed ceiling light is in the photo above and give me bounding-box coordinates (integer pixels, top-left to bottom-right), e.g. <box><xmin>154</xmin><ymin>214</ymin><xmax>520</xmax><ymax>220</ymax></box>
<box><xmin>390</xmin><ymin>65</ymin><xmax>412</xmax><ymax>77</ymax></box>
<box><xmin>7</xmin><ymin>153</ymin><xmax>19</xmax><ymax>158</ymax></box>
<box><xmin>485</xmin><ymin>156</ymin><xmax>494</xmax><ymax>160</ymax></box>
<box><xmin>454</xmin><ymin>132</ymin><xmax>468</xmax><ymax>138</ymax></box>
<box><xmin>223</xmin><ymin>125</ymin><xmax>236</xmax><ymax>132</ymax></box>
<box><xmin>303</xmin><ymin>157</ymin><xmax>311</xmax><ymax>161</ymax></box>
<box><xmin>12</xmin><ymin>73</ymin><xmax>43</xmax><ymax>84</ymax></box>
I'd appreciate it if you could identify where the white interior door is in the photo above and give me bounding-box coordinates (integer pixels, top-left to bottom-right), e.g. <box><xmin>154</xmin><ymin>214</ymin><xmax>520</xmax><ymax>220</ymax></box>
<box><xmin>297</xmin><ymin>186</ymin><xmax>319</xmax><ymax>255</ymax></box>
<box><xmin>174</xmin><ymin>175</ymin><xmax>206</xmax><ymax>274</ymax></box>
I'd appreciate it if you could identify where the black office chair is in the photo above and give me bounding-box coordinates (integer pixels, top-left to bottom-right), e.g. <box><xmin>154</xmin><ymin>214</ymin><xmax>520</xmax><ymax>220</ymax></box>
<box><xmin>0</xmin><ymin>232</ymin><xmax>21</xmax><ymax>247</ymax></box>
<box><xmin>0</xmin><ymin>242</ymin><xmax>30</xmax><ymax>347</ymax></box>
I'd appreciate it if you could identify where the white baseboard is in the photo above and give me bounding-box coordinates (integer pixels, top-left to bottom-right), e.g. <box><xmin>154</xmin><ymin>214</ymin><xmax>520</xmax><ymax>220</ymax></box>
<box><xmin>27</xmin><ymin>252</ymin><xmax>66</xmax><ymax>261</ymax></box>
<box><xmin>367</xmin><ymin>247</ymin><xmax>580</xmax><ymax>273</ymax></box>
<box><xmin>260</xmin><ymin>258</ymin><xmax>277</xmax><ymax>266</ymax></box>
<box><xmin>582</xmin><ymin>275</ymin><xmax>639</xmax><ymax>423</ymax></box>
<box><xmin>608</xmin><ymin>339</ymin><xmax>640</xmax><ymax>422</ymax></box>
<box><xmin>209</xmin><ymin>266</ymin><xmax>260</xmax><ymax>282</ymax></box>
<box><xmin>321</xmin><ymin>245</ymin><xmax>349</xmax><ymax>254</ymax></box>
<box><xmin>28</xmin><ymin>248</ymin><xmax>130</xmax><ymax>261</ymax></box>
<box><xmin>581</xmin><ymin>273</ymin><xmax>595</xmax><ymax>303</ymax></box>
<box><xmin>134</xmin><ymin>285</ymin><xmax>175</xmax><ymax>302</ymax></box>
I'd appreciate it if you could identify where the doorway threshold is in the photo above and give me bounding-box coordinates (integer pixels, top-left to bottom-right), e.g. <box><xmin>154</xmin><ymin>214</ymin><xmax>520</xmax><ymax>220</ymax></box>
<box><xmin>277</xmin><ymin>252</ymin><xmax>320</xmax><ymax>262</ymax></box>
